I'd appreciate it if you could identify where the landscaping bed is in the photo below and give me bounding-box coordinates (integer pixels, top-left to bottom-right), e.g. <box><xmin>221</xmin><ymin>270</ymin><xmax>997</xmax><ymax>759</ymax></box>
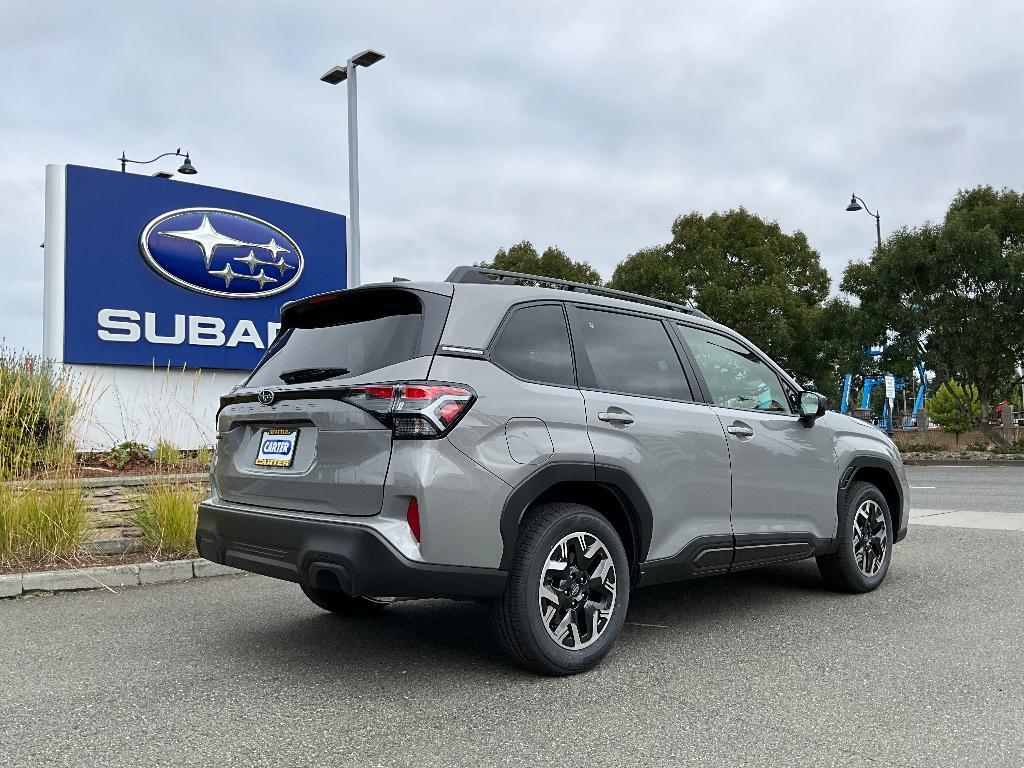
<box><xmin>0</xmin><ymin>551</ymin><xmax>163</xmax><ymax>576</ymax></box>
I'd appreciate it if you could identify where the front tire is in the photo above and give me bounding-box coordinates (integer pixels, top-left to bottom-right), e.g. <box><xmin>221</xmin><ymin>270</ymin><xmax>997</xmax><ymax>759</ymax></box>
<box><xmin>301</xmin><ymin>584</ymin><xmax>394</xmax><ymax>615</ymax></box>
<box><xmin>817</xmin><ymin>481</ymin><xmax>893</xmax><ymax>593</ymax></box>
<box><xmin>491</xmin><ymin>502</ymin><xmax>630</xmax><ymax>675</ymax></box>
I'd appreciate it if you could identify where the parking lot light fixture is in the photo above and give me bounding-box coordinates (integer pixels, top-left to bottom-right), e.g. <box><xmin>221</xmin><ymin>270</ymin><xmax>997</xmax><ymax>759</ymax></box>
<box><xmin>320</xmin><ymin>49</ymin><xmax>385</xmax><ymax>290</ymax></box>
<box><xmin>119</xmin><ymin>148</ymin><xmax>198</xmax><ymax>176</ymax></box>
<box><xmin>845</xmin><ymin>193</ymin><xmax>882</xmax><ymax>253</ymax></box>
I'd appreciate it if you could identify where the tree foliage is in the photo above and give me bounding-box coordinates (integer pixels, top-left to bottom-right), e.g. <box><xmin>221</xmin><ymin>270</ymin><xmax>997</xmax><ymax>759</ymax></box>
<box><xmin>841</xmin><ymin>186</ymin><xmax>1024</xmax><ymax>420</ymax></box>
<box><xmin>609</xmin><ymin>209</ymin><xmax>831</xmax><ymax>386</ymax></box>
<box><xmin>480</xmin><ymin>241</ymin><xmax>602</xmax><ymax>285</ymax></box>
<box><xmin>925</xmin><ymin>381</ymin><xmax>980</xmax><ymax>444</ymax></box>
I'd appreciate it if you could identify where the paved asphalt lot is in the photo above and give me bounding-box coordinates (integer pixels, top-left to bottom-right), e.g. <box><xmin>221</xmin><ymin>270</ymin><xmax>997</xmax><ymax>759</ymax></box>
<box><xmin>2</xmin><ymin>466</ymin><xmax>1022</xmax><ymax>768</ymax></box>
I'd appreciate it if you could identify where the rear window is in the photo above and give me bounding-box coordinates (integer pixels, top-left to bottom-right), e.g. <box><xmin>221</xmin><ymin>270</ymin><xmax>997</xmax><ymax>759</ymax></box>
<box><xmin>573</xmin><ymin>308</ymin><xmax>692</xmax><ymax>400</ymax></box>
<box><xmin>246</xmin><ymin>288</ymin><xmax>449</xmax><ymax>387</ymax></box>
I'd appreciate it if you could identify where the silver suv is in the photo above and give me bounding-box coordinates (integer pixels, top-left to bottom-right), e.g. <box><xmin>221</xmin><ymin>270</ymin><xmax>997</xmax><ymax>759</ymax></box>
<box><xmin>198</xmin><ymin>266</ymin><xmax>909</xmax><ymax>675</ymax></box>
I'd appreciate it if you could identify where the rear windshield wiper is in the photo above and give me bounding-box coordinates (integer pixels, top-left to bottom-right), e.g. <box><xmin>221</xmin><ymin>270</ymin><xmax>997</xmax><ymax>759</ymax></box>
<box><xmin>279</xmin><ymin>367</ymin><xmax>349</xmax><ymax>385</ymax></box>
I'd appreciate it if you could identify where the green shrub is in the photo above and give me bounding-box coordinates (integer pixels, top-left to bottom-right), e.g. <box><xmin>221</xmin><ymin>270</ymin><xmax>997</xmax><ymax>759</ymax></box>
<box><xmin>0</xmin><ymin>349</ymin><xmax>80</xmax><ymax>479</ymax></box>
<box><xmin>992</xmin><ymin>443</ymin><xmax>1024</xmax><ymax>455</ymax></box>
<box><xmin>94</xmin><ymin>441</ymin><xmax>149</xmax><ymax>471</ymax></box>
<box><xmin>925</xmin><ymin>381</ymin><xmax>981</xmax><ymax>446</ymax></box>
<box><xmin>896</xmin><ymin>442</ymin><xmax>942</xmax><ymax>453</ymax></box>
<box><xmin>134</xmin><ymin>483</ymin><xmax>201</xmax><ymax>557</ymax></box>
<box><xmin>0</xmin><ymin>482</ymin><xmax>87</xmax><ymax>565</ymax></box>
<box><xmin>154</xmin><ymin>439</ymin><xmax>181</xmax><ymax>470</ymax></box>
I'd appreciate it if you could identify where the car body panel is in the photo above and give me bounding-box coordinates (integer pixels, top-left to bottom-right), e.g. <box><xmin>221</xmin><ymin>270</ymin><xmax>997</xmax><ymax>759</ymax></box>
<box><xmin>714</xmin><ymin>406</ymin><xmax>840</xmax><ymax>542</ymax></box>
<box><xmin>580</xmin><ymin>390</ymin><xmax>733</xmax><ymax>561</ymax></box>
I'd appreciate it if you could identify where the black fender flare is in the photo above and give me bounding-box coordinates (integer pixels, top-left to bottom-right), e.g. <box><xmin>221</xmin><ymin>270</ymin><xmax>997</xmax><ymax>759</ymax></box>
<box><xmin>498</xmin><ymin>462</ymin><xmax>655</xmax><ymax>570</ymax></box>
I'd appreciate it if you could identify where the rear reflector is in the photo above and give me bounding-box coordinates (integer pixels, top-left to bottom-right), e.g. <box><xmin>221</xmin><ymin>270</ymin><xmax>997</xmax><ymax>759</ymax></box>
<box><xmin>407</xmin><ymin>497</ymin><xmax>421</xmax><ymax>542</ymax></box>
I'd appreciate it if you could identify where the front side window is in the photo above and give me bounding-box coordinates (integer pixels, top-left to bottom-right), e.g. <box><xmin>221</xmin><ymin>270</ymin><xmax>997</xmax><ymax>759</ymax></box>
<box><xmin>574</xmin><ymin>308</ymin><xmax>691</xmax><ymax>400</ymax></box>
<box><xmin>491</xmin><ymin>304</ymin><xmax>575</xmax><ymax>387</ymax></box>
<box><xmin>676</xmin><ymin>325</ymin><xmax>790</xmax><ymax>412</ymax></box>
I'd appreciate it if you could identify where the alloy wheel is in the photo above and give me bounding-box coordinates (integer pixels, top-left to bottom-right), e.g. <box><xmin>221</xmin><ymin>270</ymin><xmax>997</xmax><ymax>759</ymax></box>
<box><xmin>537</xmin><ymin>532</ymin><xmax>617</xmax><ymax>650</ymax></box>
<box><xmin>852</xmin><ymin>499</ymin><xmax>888</xmax><ymax>577</ymax></box>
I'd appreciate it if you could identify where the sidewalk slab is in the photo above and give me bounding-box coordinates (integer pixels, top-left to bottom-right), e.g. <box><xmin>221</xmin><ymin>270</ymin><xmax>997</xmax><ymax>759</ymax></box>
<box><xmin>193</xmin><ymin>559</ymin><xmax>244</xmax><ymax>578</ymax></box>
<box><xmin>0</xmin><ymin>574</ymin><xmax>23</xmax><ymax>599</ymax></box>
<box><xmin>139</xmin><ymin>560</ymin><xmax>195</xmax><ymax>585</ymax></box>
<box><xmin>22</xmin><ymin>564</ymin><xmax>141</xmax><ymax>593</ymax></box>
<box><xmin>912</xmin><ymin>508</ymin><xmax>1024</xmax><ymax>531</ymax></box>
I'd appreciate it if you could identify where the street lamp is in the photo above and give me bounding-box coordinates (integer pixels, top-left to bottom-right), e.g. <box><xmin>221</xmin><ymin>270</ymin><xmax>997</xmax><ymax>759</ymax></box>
<box><xmin>119</xmin><ymin>148</ymin><xmax>197</xmax><ymax>176</ymax></box>
<box><xmin>845</xmin><ymin>193</ymin><xmax>881</xmax><ymax>253</ymax></box>
<box><xmin>320</xmin><ymin>49</ymin><xmax>385</xmax><ymax>290</ymax></box>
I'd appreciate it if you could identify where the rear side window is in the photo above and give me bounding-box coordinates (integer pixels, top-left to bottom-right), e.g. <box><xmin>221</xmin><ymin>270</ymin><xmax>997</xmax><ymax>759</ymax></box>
<box><xmin>247</xmin><ymin>289</ymin><xmax>449</xmax><ymax>387</ymax></box>
<box><xmin>573</xmin><ymin>308</ymin><xmax>691</xmax><ymax>400</ymax></box>
<box><xmin>491</xmin><ymin>304</ymin><xmax>575</xmax><ymax>387</ymax></box>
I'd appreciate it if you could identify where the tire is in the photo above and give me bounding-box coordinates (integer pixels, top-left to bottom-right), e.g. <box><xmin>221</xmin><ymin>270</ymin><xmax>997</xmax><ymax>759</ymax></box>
<box><xmin>490</xmin><ymin>502</ymin><xmax>630</xmax><ymax>675</ymax></box>
<box><xmin>817</xmin><ymin>480</ymin><xmax>893</xmax><ymax>593</ymax></box>
<box><xmin>300</xmin><ymin>584</ymin><xmax>394</xmax><ymax>615</ymax></box>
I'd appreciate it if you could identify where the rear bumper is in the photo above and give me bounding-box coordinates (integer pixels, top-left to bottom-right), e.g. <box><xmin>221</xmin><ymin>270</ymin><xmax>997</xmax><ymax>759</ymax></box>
<box><xmin>196</xmin><ymin>499</ymin><xmax>507</xmax><ymax>600</ymax></box>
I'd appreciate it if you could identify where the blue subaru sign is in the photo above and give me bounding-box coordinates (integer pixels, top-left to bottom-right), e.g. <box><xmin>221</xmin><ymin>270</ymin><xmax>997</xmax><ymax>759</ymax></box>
<box><xmin>60</xmin><ymin>165</ymin><xmax>345</xmax><ymax>370</ymax></box>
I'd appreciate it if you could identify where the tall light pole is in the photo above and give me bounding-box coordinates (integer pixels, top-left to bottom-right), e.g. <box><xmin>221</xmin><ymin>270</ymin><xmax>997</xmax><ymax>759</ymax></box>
<box><xmin>321</xmin><ymin>49</ymin><xmax>385</xmax><ymax>289</ymax></box>
<box><xmin>845</xmin><ymin>193</ymin><xmax>882</xmax><ymax>254</ymax></box>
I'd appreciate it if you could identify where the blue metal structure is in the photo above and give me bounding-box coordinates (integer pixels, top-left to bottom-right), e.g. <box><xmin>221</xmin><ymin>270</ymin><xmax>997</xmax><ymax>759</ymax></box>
<box><xmin>838</xmin><ymin>352</ymin><xmax>928</xmax><ymax>431</ymax></box>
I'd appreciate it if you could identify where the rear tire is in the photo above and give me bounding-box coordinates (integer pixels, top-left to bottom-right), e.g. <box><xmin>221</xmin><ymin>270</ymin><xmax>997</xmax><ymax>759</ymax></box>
<box><xmin>491</xmin><ymin>502</ymin><xmax>630</xmax><ymax>675</ymax></box>
<box><xmin>817</xmin><ymin>481</ymin><xmax>893</xmax><ymax>593</ymax></box>
<box><xmin>300</xmin><ymin>584</ymin><xmax>394</xmax><ymax>615</ymax></box>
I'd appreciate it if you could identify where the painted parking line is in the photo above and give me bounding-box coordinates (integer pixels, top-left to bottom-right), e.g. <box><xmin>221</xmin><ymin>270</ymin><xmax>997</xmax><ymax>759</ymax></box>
<box><xmin>910</xmin><ymin>486</ymin><xmax>936</xmax><ymax>489</ymax></box>
<box><xmin>911</xmin><ymin>508</ymin><xmax>1024</xmax><ymax>531</ymax></box>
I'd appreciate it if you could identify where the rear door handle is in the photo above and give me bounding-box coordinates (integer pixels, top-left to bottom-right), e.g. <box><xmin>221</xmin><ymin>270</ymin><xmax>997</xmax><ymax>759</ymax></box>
<box><xmin>726</xmin><ymin>422</ymin><xmax>754</xmax><ymax>439</ymax></box>
<box><xmin>598</xmin><ymin>410</ymin><xmax>635</xmax><ymax>426</ymax></box>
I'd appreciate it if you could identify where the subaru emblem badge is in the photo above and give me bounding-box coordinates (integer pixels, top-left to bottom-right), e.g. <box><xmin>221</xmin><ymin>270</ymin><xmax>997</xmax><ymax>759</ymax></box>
<box><xmin>139</xmin><ymin>208</ymin><xmax>304</xmax><ymax>298</ymax></box>
<box><xmin>258</xmin><ymin>389</ymin><xmax>275</xmax><ymax>406</ymax></box>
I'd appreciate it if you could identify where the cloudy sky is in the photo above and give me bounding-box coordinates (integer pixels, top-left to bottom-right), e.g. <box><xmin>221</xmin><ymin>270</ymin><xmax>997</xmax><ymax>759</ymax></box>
<box><xmin>2</xmin><ymin>1</ymin><xmax>1022</xmax><ymax>353</ymax></box>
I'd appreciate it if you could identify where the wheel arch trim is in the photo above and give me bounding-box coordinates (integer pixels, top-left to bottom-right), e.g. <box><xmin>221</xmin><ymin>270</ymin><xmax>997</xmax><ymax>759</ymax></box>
<box><xmin>498</xmin><ymin>462</ymin><xmax>655</xmax><ymax>570</ymax></box>
<box><xmin>840</xmin><ymin>454</ymin><xmax>906</xmax><ymax>540</ymax></box>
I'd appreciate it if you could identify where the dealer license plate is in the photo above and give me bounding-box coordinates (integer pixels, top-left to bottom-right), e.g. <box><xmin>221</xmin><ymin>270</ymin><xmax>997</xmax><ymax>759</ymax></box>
<box><xmin>254</xmin><ymin>428</ymin><xmax>299</xmax><ymax>468</ymax></box>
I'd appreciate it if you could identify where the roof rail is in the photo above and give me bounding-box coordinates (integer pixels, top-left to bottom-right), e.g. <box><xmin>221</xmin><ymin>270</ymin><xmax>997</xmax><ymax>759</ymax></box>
<box><xmin>445</xmin><ymin>266</ymin><xmax>709</xmax><ymax>319</ymax></box>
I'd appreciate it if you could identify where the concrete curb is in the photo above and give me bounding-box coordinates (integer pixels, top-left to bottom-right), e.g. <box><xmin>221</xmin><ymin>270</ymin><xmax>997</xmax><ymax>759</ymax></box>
<box><xmin>0</xmin><ymin>558</ymin><xmax>245</xmax><ymax>600</ymax></box>
<box><xmin>903</xmin><ymin>459</ymin><xmax>1024</xmax><ymax>466</ymax></box>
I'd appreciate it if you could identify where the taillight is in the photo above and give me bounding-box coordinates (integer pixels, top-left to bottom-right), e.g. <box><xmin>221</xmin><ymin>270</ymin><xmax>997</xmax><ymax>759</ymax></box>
<box><xmin>340</xmin><ymin>385</ymin><xmax>396</xmax><ymax>419</ymax></box>
<box><xmin>339</xmin><ymin>382</ymin><xmax>474</xmax><ymax>439</ymax></box>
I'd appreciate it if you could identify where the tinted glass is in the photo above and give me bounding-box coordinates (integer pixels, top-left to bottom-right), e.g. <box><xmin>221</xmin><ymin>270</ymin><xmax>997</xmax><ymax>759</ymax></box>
<box><xmin>677</xmin><ymin>325</ymin><xmax>790</xmax><ymax>412</ymax></box>
<box><xmin>492</xmin><ymin>304</ymin><xmax>575</xmax><ymax>387</ymax></box>
<box><xmin>575</xmin><ymin>308</ymin><xmax>691</xmax><ymax>400</ymax></box>
<box><xmin>247</xmin><ymin>290</ymin><xmax>432</xmax><ymax>386</ymax></box>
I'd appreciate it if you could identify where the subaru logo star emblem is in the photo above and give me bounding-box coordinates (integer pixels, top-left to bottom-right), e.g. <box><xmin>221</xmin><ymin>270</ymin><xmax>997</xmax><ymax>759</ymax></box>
<box><xmin>258</xmin><ymin>389</ymin><xmax>275</xmax><ymax>406</ymax></box>
<box><xmin>139</xmin><ymin>208</ymin><xmax>304</xmax><ymax>298</ymax></box>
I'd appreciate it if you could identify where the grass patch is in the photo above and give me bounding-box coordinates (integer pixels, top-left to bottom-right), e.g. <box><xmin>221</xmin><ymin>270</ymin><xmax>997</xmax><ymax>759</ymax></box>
<box><xmin>134</xmin><ymin>483</ymin><xmax>202</xmax><ymax>557</ymax></box>
<box><xmin>0</xmin><ymin>482</ymin><xmax>87</xmax><ymax>567</ymax></box>
<box><xmin>153</xmin><ymin>439</ymin><xmax>182</xmax><ymax>470</ymax></box>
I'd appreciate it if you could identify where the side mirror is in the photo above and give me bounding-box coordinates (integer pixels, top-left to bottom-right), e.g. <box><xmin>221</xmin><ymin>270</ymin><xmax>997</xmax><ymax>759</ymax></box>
<box><xmin>798</xmin><ymin>391</ymin><xmax>827</xmax><ymax>423</ymax></box>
